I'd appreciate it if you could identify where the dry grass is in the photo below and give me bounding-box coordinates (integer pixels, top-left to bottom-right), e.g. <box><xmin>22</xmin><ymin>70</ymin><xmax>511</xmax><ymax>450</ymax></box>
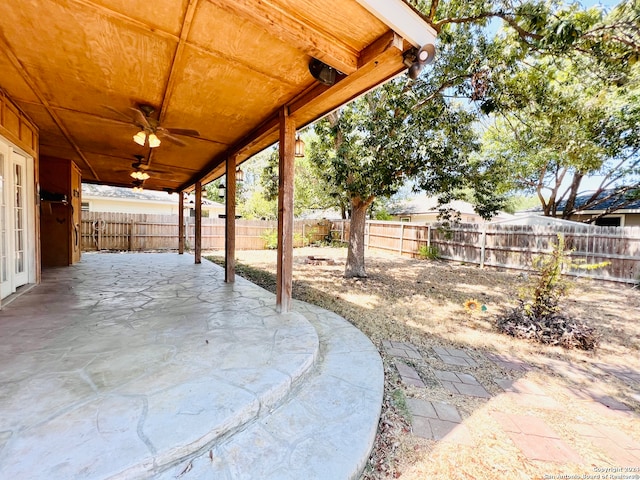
<box><xmin>205</xmin><ymin>246</ymin><xmax>640</xmax><ymax>479</ymax></box>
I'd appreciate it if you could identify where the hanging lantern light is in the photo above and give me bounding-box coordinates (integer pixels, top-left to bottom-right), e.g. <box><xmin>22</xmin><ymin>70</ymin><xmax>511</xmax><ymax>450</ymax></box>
<box><xmin>294</xmin><ymin>135</ymin><xmax>305</xmax><ymax>157</ymax></box>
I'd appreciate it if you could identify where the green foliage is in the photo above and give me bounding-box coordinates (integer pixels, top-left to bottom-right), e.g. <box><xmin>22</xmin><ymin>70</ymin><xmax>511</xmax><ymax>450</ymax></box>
<box><xmin>496</xmin><ymin>234</ymin><xmax>608</xmax><ymax>350</ymax></box>
<box><xmin>520</xmin><ymin>234</ymin><xmax>610</xmax><ymax>316</ymax></box>
<box><xmin>372</xmin><ymin>208</ymin><xmax>393</xmax><ymax>221</ymax></box>
<box><xmin>262</xmin><ymin>141</ymin><xmax>347</xmax><ymax>218</ymax></box>
<box><xmin>477</xmin><ymin>55</ymin><xmax>640</xmax><ymax>217</ymax></box>
<box><xmin>262</xmin><ymin>229</ymin><xmax>278</xmax><ymax>250</ymax></box>
<box><xmin>418</xmin><ymin>244</ymin><xmax>440</xmax><ymax>260</ymax></box>
<box><xmin>522</xmin><ymin>235</ymin><xmax>571</xmax><ymax>318</ymax></box>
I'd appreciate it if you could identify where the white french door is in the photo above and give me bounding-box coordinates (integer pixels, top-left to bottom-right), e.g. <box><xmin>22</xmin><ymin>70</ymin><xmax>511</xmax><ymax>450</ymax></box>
<box><xmin>0</xmin><ymin>140</ymin><xmax>8</xmax><ymax>299</ymax></box>
<box><xmin>0</xmin><ymin>138</ymin><xmax>34</xmax><ymax>300</ymax></box>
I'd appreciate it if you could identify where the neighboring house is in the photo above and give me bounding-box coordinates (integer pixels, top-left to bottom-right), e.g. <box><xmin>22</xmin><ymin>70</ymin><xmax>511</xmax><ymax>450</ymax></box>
<box><xmin>82</xmin><ymin>183</ymin><xmax>224</xmax><ymax>218</ymax></box>
<box><xmin>489</xmin><ymin>213</ymin><xmax>592</xmax><ymax>229</ymax></box>
<box><xmin>556</xmin><ymin>190</ymin><xmax>640</xmax><ymax>227</ymax></box>
<box><xmin>389</xmin><ymin>195</ymin><xmax>513</xmax><ymax>224</ymax></box>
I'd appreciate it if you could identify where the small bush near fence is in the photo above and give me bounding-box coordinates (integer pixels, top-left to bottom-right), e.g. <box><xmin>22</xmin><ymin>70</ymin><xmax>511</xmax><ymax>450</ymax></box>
<box><xmin>495</xmin><ymin>235</ymin><xmax>602</xmax><ymax>350</ymax></box>
<box><xmin>418</xmin><ymin>244</ymin><xmax>439</xmax><ymax>260</ymax></box>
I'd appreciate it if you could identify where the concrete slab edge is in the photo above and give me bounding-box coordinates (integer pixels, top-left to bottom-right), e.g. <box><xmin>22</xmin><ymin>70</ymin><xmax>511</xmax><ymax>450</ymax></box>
<box><xmin>159</xmin><ymin>299</ymin><xmax>384</xmax><ymax>480</ymax></box>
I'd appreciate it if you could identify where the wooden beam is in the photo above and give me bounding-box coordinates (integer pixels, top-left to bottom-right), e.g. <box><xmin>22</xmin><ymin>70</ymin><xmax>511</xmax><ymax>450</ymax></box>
<box><xmin>194</xmin><ymin>181</ymin><xmax>202</xmax><ymax>264</ymax></box>
<box><xmin>276</xmin><ymin>106</ymin><xmax>295</xmax><ymax>313</ymax></box>
<box><xmin>207</xmin><ymin>0</ymin><xmax>359</xmax><ymax>74</ymax></box>
<box><xmin>178</xmin><ymin>191</ymin><xmax>185</xmax><ymax>254</ymax></box>
<box><xmin>148</xmin><ymin>0</ymin><xmax>199</xmax><ymax>170</ymax></box>
<box><xmin>225</xmin><ymin>156</ymin><xmax>236</xmax><ymax>283</ymax></box>
<box><xmin>288</xmin><ymin>32</ymin><xmax>405</xmax><ymax>122</ymax></box>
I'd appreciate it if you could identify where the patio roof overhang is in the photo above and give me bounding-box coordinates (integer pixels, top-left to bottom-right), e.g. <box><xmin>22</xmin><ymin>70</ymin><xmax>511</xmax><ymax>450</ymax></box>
<box><xmin>0</xmin><ymin>0</ymin><xmax>436</xmax><ymax>193</ymax></box>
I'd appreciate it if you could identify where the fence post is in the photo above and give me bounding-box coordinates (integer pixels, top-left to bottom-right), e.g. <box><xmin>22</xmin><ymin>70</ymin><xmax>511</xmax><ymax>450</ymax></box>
<box><xmin>427</xmin><ymin>225</ymin><xmax>431</xmax><ymax>248</ymax></box>
<box><xmin>128</xmin><ymin>220</ymin><xmax>134</xmax><ymax>251</ymax></box>
<box><xmin>97</xmin><ymin>219</ymin><xmax>102</xmax><ymax>251</ymax></box>
<box><xmin>480</xmin><ymin>224</ymin><xmax>487</xmax><ymax>269</ymax></box>
<box><xmin>399</xmin><ymin>223</ymin><xmax>404</xmax><ymax>255</ymax></box>
<box><xmin>365</xmin><ymin>221</ymin><xmax>370</xmax><ymax>248</ymax></box>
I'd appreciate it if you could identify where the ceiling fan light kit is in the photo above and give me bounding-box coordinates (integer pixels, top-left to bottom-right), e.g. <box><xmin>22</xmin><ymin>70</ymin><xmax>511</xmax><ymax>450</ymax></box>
<box><xmin>147</xmin><ymin>133</ymin><xmax>161</xmax><ymax>148</ymax></box>
<box><xmin>133</xmin><ymin>130</ymin><xmax>147</xmax><ymax>146</ymax></box>
<box><xmin>130</xmin><ymin>170</ymin><xmax>150</xmax><ymax>181</ymax></box>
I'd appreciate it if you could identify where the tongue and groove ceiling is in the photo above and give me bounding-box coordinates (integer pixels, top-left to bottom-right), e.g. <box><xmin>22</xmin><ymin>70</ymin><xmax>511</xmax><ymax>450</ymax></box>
<box><xmin>0</xmin><ymin>0</ymin><xmax>435</xmax><ymax>192</ymax></box>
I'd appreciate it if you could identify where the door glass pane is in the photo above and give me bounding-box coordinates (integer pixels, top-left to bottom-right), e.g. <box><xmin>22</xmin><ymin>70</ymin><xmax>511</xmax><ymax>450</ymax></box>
<box><xmin>16</xmin><ymin>251</ymin><xmax>24</xmax><ymax>274</ymax></box>
<box><xmin>14</xmin><ymin>163</ymin><xmax>25</xmax><ymax>275</ymax></box>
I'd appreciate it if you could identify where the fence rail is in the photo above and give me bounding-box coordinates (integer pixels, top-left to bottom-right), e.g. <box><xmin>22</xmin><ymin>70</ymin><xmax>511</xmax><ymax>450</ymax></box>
<box><xmin>81</xmin><ymin>212</ymin><xmax>330</xmax><ymax>252</ymax></box>
<box><xmin>81</xmin><ymin>213</ymin><xmax>639</xmax><ymax>284</ymax></box>
<box><xmin>362</xmin><ymin>220</ymin><xmax>640</xmax><ymax>284</ymax></box>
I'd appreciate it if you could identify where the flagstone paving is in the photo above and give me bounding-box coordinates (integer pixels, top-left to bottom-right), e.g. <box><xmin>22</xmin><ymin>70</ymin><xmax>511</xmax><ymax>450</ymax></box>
<box><xmin>484</xmin><ymin>352</ymin><xmax>532</xmax><ymax>371</ymax></box>
<box><xmin>382</xmin><ymin>340</ymin><xmax>422</xmax><ymax>360</ymax></box>
<box><xmin>0</xmin><ymin>253</ymin><xmax>384</xmax><ymax>479</ymax></box>
<box><xmin>405</xmin><ymin>398</ymin><xmax>472</xmax><ymax>445</ymax></box>
<box><xmin>395</xmin><ymin>360</ymin><xmax>426</xmax><ymax>388</ymax></box>
<box><xmin>386</xmin><ymin>339</ymin><xmax>640</xmax><ymax>468</ymax></box>
<box><xmin>491</xmin><ymin>412</ymin><xmax>584</xmax><ymax>464</ymax></box>
<box><xmin>432</xmin><ymin>345</ymin><xmax>479</xmax><ymax>367</ymax></box>
<box><xmin>434</xmin><ymin>370</ymin><xmax>492</xmax><ymax>398</ymax></box>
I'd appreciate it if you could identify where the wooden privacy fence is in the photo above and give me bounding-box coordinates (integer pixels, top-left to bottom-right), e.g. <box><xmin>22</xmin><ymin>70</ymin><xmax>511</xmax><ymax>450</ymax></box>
<box><xmin>81</xmin><ymin>212</ymin><xmax>331</xmax><ymax>252</ymax></box>
<box><xmin>364</xmin><ymin>220</ymin><xmax>640</xmax><ymax>284</ymax></box>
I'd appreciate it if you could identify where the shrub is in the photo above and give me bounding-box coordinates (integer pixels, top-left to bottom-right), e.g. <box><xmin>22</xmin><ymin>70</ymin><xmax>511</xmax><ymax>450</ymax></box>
<box><xmin>418</xmin><ymin>244</ymin><xmax>439</xmax><ymax>260</ymax></box>
<box><xmin>262</xmin><ymin>229</ymin><xmax>278</xmax><ymax>249</ymax></box>
<box><xmin>495</xmin><ymin>234</ymin><xmax>606</xmax><ymax>351</ymax></box>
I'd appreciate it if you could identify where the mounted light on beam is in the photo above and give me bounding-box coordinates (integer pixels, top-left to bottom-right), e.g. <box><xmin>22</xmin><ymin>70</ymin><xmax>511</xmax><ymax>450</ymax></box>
<box><xmin>294</xmin><ymin>135</ymin><xmax>305</xmax><ymax>157</ymax></box>
<box><xmin>236</xmin><ymin>167</ymin><xmax>244</xmax><ymax>182</ymax></box>
<box><xmin>404</xmin><ymin>43</ymin><xmax>436</xmax><ymax>80</ymax></box>
<box><xmin>309</xmin><ymin>58</ymin><xmax>337</xmax><ymax>86</ymax></box>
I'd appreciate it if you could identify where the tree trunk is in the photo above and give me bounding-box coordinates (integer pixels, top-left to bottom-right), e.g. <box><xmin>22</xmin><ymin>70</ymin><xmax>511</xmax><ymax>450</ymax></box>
<box><xmin>345</xmin><ymin>196</ymin><xmax>374</xmax><ymax>278</ymax></box>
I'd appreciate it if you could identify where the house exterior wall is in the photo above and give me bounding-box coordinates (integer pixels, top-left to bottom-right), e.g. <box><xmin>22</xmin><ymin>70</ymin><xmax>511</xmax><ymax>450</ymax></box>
<box><xmin>84</xmin><ymin>197</ymin><xmax>181</xmax><ymax>215</ymax></box>
<box><xmin>0</xmin><ymin>91</ymin><xmax>39</xmax><ymax>305</ymax></box>
<box><xmin>624</xmin><ymin>214</ymin><xmax>640</xmax><ymax>227</ymax></box>
<box><xmin>83</xmin><ymin>196</ymin><xmax>225</xmax><ymax>217</ymax></box>
<box><xmin>393</xmin><ymin>212</ymin><xmax>485</xmax><ymax>224</ymax></box>
<box><xmin>568</xmin><ymin>212</ymin><xmax>640</xmax><ymax>227</ymax></box>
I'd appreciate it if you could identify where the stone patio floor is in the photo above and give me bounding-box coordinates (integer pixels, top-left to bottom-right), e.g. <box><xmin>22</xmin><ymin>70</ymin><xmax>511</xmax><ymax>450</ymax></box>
<box><xmin>0</xmin><ymin>253</ymin><xmax>383</xmax><ymax>479</ymax></box>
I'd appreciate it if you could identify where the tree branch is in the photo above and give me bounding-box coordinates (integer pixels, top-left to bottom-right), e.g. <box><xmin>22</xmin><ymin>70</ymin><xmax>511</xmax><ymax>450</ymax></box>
<box><xmin>433</xmin><ymin>12</ymin><xmax>544</xmax><ymax>41</ymax></box>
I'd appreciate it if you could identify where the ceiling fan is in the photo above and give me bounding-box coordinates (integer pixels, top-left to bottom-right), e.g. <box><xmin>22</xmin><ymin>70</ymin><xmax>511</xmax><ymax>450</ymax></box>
<box><xmin>129</xmin><ymin>154</ymin><xmax>174</xmax><ymax>179</ymax></box>
<box><xmin>103</xmin><ymin>103</ymin><xmax>200</xmax><ymax>147</ymax></box>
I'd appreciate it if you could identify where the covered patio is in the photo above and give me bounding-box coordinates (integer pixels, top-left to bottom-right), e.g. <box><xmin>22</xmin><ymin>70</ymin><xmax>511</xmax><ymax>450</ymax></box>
<box><xmin>0</xmin><ymin>1</ymin><xmax>437</xmax><ymax>477</ymax></box>
<box><xmin>0</xmin><ymin>253</ymin><xmax>382</xmax><ymax>478</ymax></box>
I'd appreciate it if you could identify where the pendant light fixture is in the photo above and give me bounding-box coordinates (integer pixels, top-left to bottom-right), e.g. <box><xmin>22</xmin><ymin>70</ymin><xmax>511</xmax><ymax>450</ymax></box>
<box><xmin>132</xmin><ymin>130</ymin><xmax>161</xmax><ymax>148</ymax></box>
<box><xmin>294</xmin><ymin>135</ymin><xmax>305</xmax><ymax>157</ymax></box>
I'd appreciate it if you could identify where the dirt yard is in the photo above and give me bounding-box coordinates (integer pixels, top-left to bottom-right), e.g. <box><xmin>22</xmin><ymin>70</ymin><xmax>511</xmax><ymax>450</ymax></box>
<box><xmin>205</xmin><ymin>246</ymin><xmax>640</xmax><ymax>479</ymax></box>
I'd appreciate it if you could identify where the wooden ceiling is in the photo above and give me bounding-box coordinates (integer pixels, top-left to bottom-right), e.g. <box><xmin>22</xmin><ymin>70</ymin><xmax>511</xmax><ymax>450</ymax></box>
<box><xmin>0</xmin><ymin>0</ymin><xmax>436</xmax><ymax>192</ymax></box>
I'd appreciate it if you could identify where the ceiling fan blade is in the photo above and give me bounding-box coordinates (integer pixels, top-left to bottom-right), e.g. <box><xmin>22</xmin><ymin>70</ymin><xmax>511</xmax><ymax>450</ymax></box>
<box><xmin>155</xmin><ymin>130</ymin><xmax>187</xmax><ymax>146</ymax></box>
<box><xmin>102</xmin><ymin>105</ymin><xmax>133</xmax><ymax>122</ymax></box>
<box><xmin>166</xmin><ymin>128</ymin><xmax>200</xmax><ymax>137</ymax></box>
<box><xmin>128</xmin><ymin>107</ymin><xmax>152</xmax><ymax>129</ymax></box>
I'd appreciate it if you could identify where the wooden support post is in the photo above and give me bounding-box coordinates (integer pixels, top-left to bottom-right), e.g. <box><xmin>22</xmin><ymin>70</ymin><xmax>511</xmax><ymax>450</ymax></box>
<box><xmin>225</xmin><ymin>156</ymin><xmax>236</xmax><ymax>283</ymax></box>
<box><xmin>276</xmin><ymin>107</ymin><xmax>295</xmax><ymax>313</ymax></box>
<box><xmin>178</xmin><ymin>191</ymin><xmax>185</xmax><ymax>254</ymax></box>
<box><xmin>195</xmin><ymin>181</ymin><xmax>202</xmax><ymax>264</ymax></box>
